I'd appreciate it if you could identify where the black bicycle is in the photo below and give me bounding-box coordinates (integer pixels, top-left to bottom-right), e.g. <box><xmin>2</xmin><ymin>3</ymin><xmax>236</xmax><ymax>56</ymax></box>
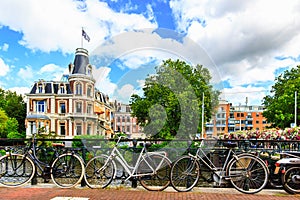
<box><xmin>170</xmin><ymin>140</ymin><xmax>269</xmax><ymax>194</ymax></box>
<box><xmin>0</xmin><ymin>133</ymin><xmax>85</xmax><ymax>188</ymax></box>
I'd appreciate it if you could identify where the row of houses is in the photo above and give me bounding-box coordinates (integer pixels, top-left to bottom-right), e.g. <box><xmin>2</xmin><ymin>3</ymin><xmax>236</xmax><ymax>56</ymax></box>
<box><xmin>25</xmin><ymin>47</ymin><xmax>268</xmax><ymax>139</ymax></box>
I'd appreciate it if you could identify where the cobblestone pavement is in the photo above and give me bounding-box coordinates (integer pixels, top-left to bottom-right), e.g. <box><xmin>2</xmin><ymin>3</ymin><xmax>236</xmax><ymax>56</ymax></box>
<box><xmin>0</xmin><ymin>184</ymin><xmax>299</xmax><ymax>200</ymax></box>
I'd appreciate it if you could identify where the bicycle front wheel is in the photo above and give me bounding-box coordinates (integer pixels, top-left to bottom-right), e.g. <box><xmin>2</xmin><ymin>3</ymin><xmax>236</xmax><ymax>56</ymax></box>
<box><xmin>138</xmin><ymin>153</ymin><xmax>171</xmax><ymax>191</ymax></box>
<box><xmin>0</xmin><ymin>154</ymin><xmax>35</xmax><ymax>187</ymax></box>
<box><xmin>84</xmin><ymin>154</ymin><xmax>115</xmax><ymax>189</ymax></box>
<box><xmin>51</xmin><ymin>153</ymin><xmax>84</xmax><ymax>188</ymax></box>
<box><xmin>170</xmin><ymin>155</ymin><xmax>200</xmax><ymax>192</ymax></box>
<box><xmin>227</xmin><ymin>154</ymin><xmax>269</xmax><ymax>194</ymax></box>
<box><xmin>282</xmin><ymin>166</ymin><xmax>300</xmax><ymax>194</ymax></box>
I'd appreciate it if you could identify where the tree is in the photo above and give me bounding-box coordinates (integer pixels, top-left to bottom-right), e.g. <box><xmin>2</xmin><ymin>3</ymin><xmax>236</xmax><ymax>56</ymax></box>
<box><xmin>0</xmin><ymin>109</ymin><xmax>8</xmax><ymax>138</ymax></box>
<box><xmin>130</xmin><ymin>59</ymin><xmax>219</xmax><ymax>139</ymax></box>
<box><xmin>262</xmin><ymin>65</ymin><xmax>300</xmax><ymax>128</ymax></box>
<box><xmin>0</xmin><ymin>88</ymin><xmax>26</xmax><ymax>134</ymax></box>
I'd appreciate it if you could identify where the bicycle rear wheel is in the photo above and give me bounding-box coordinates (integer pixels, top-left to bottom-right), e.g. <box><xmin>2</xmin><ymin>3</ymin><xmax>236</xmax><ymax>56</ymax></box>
<box><xmin>138</xmin><ymin>153</ymin><xmax>171</xmax><ymax>191</ymax></box>
<box><xmin>0</xmin><ymin>154</ymin><xmax>35</xmax><ymax>187</ymax></box>
<box><xmin>170</xmin><ymin>155</ymin><xmax>200</xmax><ymax>192</ymax></box>
<box><xmin>227</xmin><ymin>154</ymin><xmax>268</xmax><ymax>194</ymax></box>
<box><xmin>84</xmin><ymin>154</ymin><xmax>115</xmax><ymax>189</ymax></box>
<box><xmin>51</xmin><ymin>153</ymin><xmax>84</xmax><ymax>188</ymax></box>
<box><xmin>282</xmin><ymin>166</ymin><xmax>300</xmax><ymax>194</ymax></box>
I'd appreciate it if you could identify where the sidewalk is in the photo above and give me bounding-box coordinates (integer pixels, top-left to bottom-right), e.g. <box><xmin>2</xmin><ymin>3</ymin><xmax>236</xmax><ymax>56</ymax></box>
<box><xmin>0</xmin><ymin>183</ymin><xmax>299</xmax><ymax>200</ymax></box>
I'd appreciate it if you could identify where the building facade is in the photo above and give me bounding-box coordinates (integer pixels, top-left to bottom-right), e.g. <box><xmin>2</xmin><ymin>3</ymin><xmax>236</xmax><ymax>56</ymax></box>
<box><xmin>111</xmin><ymin>101</ymin><xmax>145</xmax><ymax>139</ymax></box>
<box><xmin>205</xmin><ymin>100</ymin><xmax>270</xmax><ymax>138</ymax></box>
<box><xmin>25</xmin><ymin>48</ymin><xmax>113</xmax><ymax>138</ymax></box>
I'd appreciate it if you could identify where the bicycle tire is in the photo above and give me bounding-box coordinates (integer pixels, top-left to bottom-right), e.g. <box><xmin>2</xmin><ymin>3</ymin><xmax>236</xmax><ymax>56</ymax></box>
<box><xmin>84</xmin><ymin>154</ymin><xmax>115</xmax><ymax>189</ymax></box>
<box><xmin>138</xmin><ymin>153</ymin><xmax>171</xmax><ymax>191</ymax></box>
<box><xmin>170</xmin><ymin>155</ymin><xmax>200</xmax><ymax>192</ymax></box>
<box><xmin>227</xmin><ymin>154</ymin><xmax>269</xmax><ymax>194</ymax></box>
<box><xmin>282</xmin><ymin>166</ymin><xmax>300</xmax><ymax>194</ymax></box>
<box><xmin>0</xmin><ymin>153</ymin><xmax>35</xmax><ymax>187</ymax></box>
<box><xmin>51</xmin><ymin>153</ymin><xmax>84</xmax><ymax>188</ymax></box>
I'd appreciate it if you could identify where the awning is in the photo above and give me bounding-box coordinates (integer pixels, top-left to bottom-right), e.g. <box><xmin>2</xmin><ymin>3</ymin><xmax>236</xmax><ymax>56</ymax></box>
<box><xmin>94</xmin><ymin>105</ymin><xmax>104</xmax><ymax>114</ymax></box>
<box><xmin>26</xmin><ymin>114</ymin><xmax>50</xmax><ymax>120</ymax></box>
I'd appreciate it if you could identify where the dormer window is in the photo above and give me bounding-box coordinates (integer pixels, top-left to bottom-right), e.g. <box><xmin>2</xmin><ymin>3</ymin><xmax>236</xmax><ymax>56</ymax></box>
<box><xmin>60</xmin><ymin>84</ymin><xmax>65</xmax><ymax>94</ymax></box>
<box><xmin>87</xmin><ymin>65</ymin><xmax>92</xmax><ymax>76</ymax></box>
<box><xmin>38</xmin><ymin>84</ymin><xmax>43</xmax><ymax>93</ymax></box>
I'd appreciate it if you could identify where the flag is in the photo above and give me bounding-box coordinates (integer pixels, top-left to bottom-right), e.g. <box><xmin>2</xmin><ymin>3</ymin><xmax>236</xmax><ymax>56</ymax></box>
<box><xmin>82</xmin><ymin>29</ymin><xmax>90</xmax><ymax>42</ymax></box>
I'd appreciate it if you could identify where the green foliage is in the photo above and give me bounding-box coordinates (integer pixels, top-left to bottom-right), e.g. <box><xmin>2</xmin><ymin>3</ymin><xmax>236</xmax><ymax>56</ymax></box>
<box><xmin>262</xmin><ymin>66</ymin><xmax>300</xmax><ymax>128</ymax></box>
<box><xmin>72</xmin><ymin>134</ymin><xmax>106</xmax><ymax>148</ymax></box>
<box><xmin>0</xmin><ymin>88</ymin><xmax>26</xmax><ymax>134</ymax></box>
<box><xmin>130</xmin><ymin>59</ymin><xmax>219</xmax><ymax>139</ymax></box>
<box><xmin>0</xmin><ymin>109</ymin><xmax>8</xmax><ymax>137</ymax></box>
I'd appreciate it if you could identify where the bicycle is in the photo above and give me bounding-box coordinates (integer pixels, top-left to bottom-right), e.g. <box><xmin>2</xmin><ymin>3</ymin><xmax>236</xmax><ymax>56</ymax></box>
<box><xmin>84</xmin><ymin>136</ymin><xmax>171</xmax><ymax>191</ymax></box>
<box><xmin>274</xmin><ymin>152</ymin><xmax>300</xmax><ymax>194</ymax></box>
<box><xmin>0</xmin><ymin>133</ymin><xmax>85</xmax><ymax>188</ymax></box>
<box><xmin>170</xmin><ymin>140</ymin><xmax>269</xmax><ymax>194</ymax></box>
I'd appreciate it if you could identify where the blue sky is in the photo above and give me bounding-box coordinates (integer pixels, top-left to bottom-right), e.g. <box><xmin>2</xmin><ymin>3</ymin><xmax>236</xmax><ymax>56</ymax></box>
<box><xmin>0</xmin><ymin>0</ymin><xmax>300</xmax><ymax>106</ymax></box>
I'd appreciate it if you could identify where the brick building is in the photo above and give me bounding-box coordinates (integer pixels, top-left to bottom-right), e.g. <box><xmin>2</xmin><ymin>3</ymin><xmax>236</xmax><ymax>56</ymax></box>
<box><xmin>205</xmin><ymin>100</ymin><xmax>270</xmax><ymax>138</ymax></box>
<box><xmin>25</xmin><ymin>48</ymin><xmax>113</xmax><ymax>138</ymax></box>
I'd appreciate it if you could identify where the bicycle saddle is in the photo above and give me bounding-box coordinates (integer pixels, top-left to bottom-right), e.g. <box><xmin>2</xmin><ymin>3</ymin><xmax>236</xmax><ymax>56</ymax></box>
<box><xmin>223</xmin><ymin>142</ymin><xmax>238</xmax><ymax>148</ymax></box>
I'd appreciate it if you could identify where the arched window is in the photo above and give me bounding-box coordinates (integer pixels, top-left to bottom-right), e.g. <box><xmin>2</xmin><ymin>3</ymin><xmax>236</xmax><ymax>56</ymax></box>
<box><xmin>75</xmin><ymin>82</ymin><xmax>82</xmax><ymax>95</ymax></box>
<box><xmin>87</xmin><ymin>85</ymin><xmax>92</xmax><ymax>97</ymax></box>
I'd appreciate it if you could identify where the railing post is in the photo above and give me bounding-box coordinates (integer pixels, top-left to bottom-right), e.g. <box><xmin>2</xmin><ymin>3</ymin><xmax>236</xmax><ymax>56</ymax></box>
<box><xmin>131</xmin><ymin>139</ymin><xmax>138</xmax><ymax>188</ymax></box>
<box><xmin>31</xmin><ymin>170</ymin><xmax>38</xmax><ymax>185</ymax></box>
<box><xmin>81</xmin><ymin>145</ymin><xmax>87</xmax><ymax>187</ymax></box>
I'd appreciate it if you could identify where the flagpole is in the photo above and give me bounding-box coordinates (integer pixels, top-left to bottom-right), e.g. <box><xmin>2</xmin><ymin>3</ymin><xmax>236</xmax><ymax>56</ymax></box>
<box><xmin>81</xmin><ymin>27</ymin><xmax>83</xmax><ymax>48</ymax></box>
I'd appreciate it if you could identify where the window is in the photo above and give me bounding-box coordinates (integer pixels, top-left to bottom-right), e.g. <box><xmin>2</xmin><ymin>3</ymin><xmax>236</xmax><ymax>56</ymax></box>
<box><xmin>87</xmin><ymin>104</ymin><xmax>92</xmax><ymax>114</ymax></box>
<box><xmin>76</xmin><ymin>123</ymin><xmax>82</xmax><ymax>135</ymax></box>
<box><xmin>38</xmin><ymin>85</ymin><xmax>43</xmax><ymax>93</ymax></box>
<box><xmin>60</xmin><ymin>123</ymin><xmax>65</xmax><ymax>136</ymax></box>
<box><xmin>126</xmin><ymin>126</ymin><xmax>130</xmax><ymax>132</ymax></box>
<box><xmin>127</xmin><ymin>116</ymin><xmax>130</xmax><ymax>122</ymax></box>
<box><xmin>60</xmin><ymin>102</ymin><xmax>66</xmax><ymax>113</ymax></box>
<box><xmin>117</xmin><ymin>116</ymin><xmax>120</xmax><ymax>122</ymax></box>
<box><xmin>60</xmin><ymin>85</ymin><xmax>65</xmax><ymax>94</ymax></box>
<box><xmin>29</xmin><ymin>122</ymin><xmax>37</xmax><ymax>134</ymax></box>
<box><xmin>75</xmin><ymin>83</ymin><xmax>82</xmax><ymax>95</ymax></box>
<box><xmin>122</xmin><ymin>116</ymin><xmax>125</xmax><ymax>122</ymax></box>
<box><xmin>87</xmin><ymin>124</ymin><xmax>92</xmax><ymax>135</ymax></box>
<box><xmin>87</xmin><ymin>85</ymin><xmax>92</xmax><ymax>97</ymax></box>
<box><xmin>76</xmin><ymin>102</ymin><xmax>82</xmax><ymax>113</ymax></box>
<box><xmin>37</xmin><ymin>101</ymin><xmax>46</xmax><ymax>112</ymax></box>
<box><xmin>87</xmin><ymin>66</ymin><xmax>92</xmax><ymax>75</ymax></box>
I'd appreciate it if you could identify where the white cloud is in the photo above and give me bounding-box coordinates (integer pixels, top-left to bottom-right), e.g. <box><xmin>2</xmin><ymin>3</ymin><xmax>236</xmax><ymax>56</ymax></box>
<box><xmin>8</xmin><ymin>86</ymin><xmax>31</xmax><ymax>97</ymax></box>
<box><xmin>0</xmin><ymin>0</ymin><xmax>157</xmax><ymax>54</ymax></box>
<box><xmin>0</xmin><ymin>58</ymin><xmax>10</xmax><ymax>76</ymax></box>
<box><xmin>0</xmin><ymin>43</ymin><xmax>9</xmax><ymax>51</ymax></box>
<box><xmin>38</xmin><ymin>63</ymin><xmax>67</xmax><ymax>81</ymax></box>
<box><xmin>116</xmin><ymin>84</ymin><xmax>135</xmax><ymax>102</ymax></box>
<box><xmin>17</xmin><ymin>66</ymin><xmax>34</xmax><ymax>80</ymax></box>
<box><xmin>93</xmin><ymin>66</ymin><xmax>117</xmax><ymax>96</ymax></box>
<box><xmin>169</xmin><ymin>0</ymin><xmax>300</xmax><ymax>104</ymax></box>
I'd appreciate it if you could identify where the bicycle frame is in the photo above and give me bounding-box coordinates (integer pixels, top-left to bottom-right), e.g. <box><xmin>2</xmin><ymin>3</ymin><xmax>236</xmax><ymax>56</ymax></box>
<box><xmin>188</xmin><ymin>141</ymin><xmax>244</xmax><ymax>186</ymax></box>
<box><xmin>6</xmin><ymin>134</ymin><xmax>60</xmax><ymax>178</ymax></box>
<box><xmin>101</xmin><ymin>137</ymin><xmax>167</xmax><ymax>182</ymax></box>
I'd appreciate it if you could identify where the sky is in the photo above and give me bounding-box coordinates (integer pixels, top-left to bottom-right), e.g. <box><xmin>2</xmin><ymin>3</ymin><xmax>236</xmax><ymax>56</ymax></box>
<box><xmin>0</xmin><ymin>0</ymin><xmax>300</xmax><ymax>106</ymax></box>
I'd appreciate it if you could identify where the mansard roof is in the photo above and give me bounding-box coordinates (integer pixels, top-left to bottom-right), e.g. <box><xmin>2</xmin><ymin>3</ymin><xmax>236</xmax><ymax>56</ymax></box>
<box><xmin>72</xmin><ymin>48</ymin><xmax>90</xmax><ymax>75</ymax></box>
<box><xmin>29</xmin><ymin>82</ymin><xmax>72</xmax><ymax>94</ymax></box>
